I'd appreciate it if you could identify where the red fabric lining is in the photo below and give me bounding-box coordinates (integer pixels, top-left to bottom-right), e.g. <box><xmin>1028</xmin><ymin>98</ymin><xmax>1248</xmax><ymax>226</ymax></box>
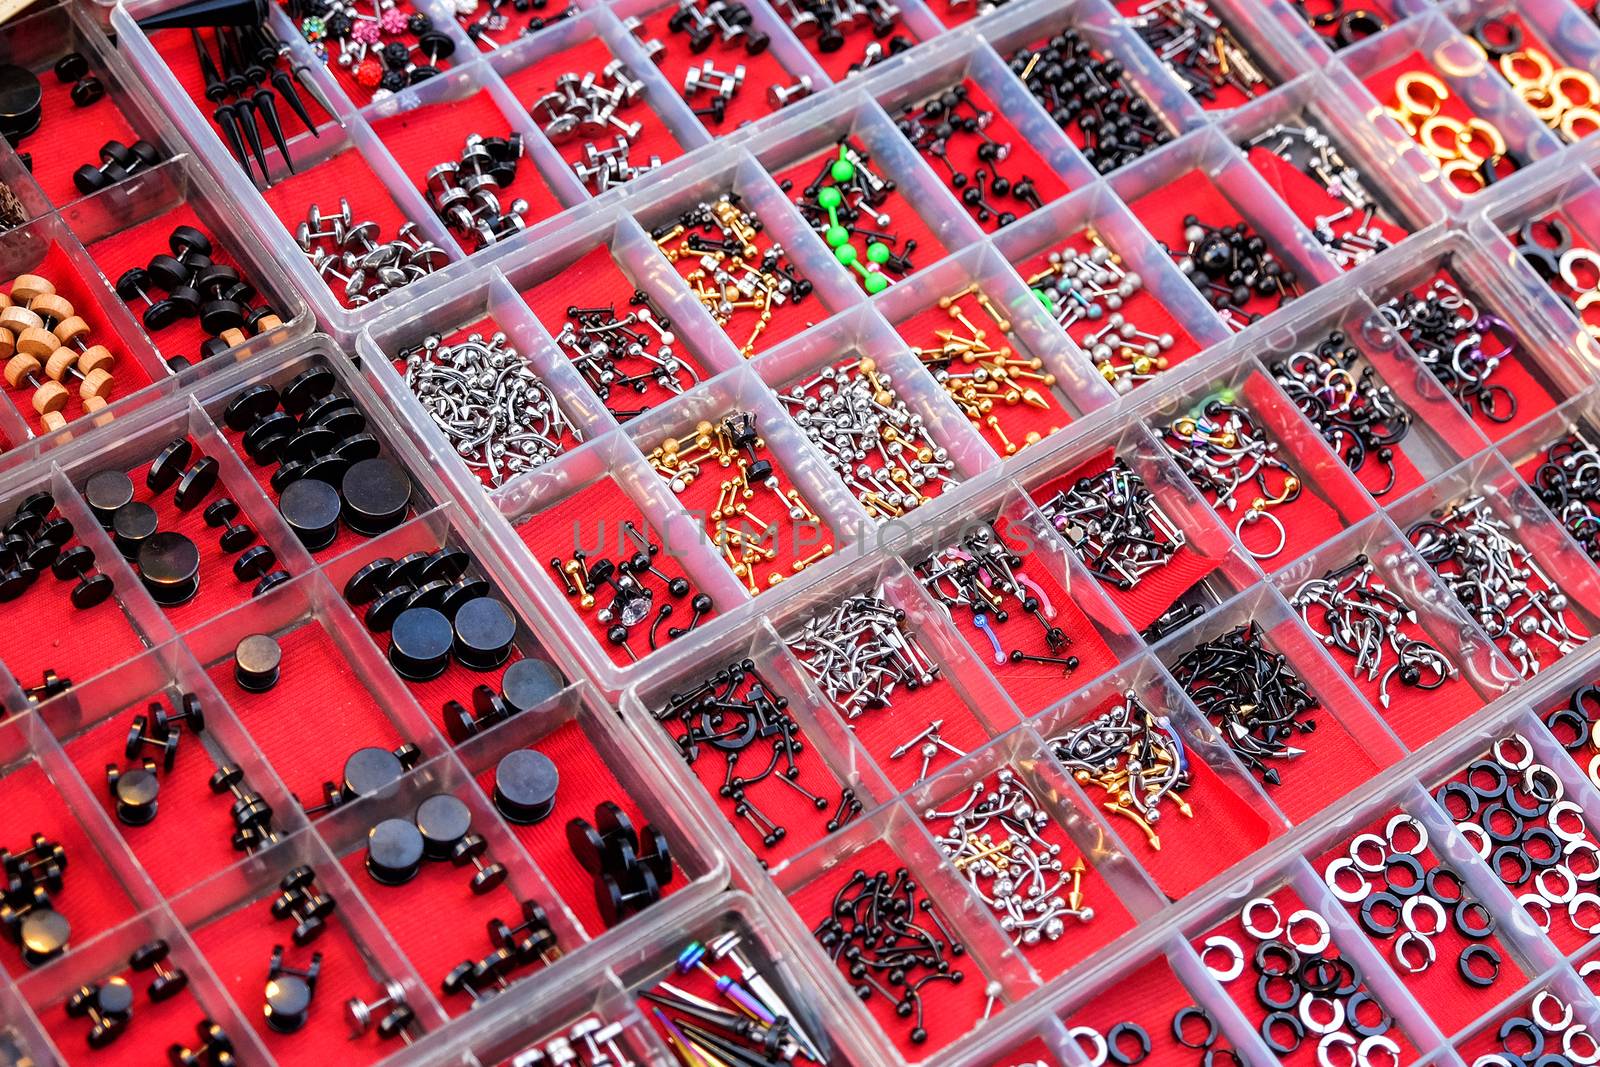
<box><xmin>124</xmin><ymin>442</ymin><xmax>274</xmax><ymax>631</ymax></box>
<box><xmin>651</xmin><ymin>667</ymin><xmax>851</xmax><ymax>866</ymax></box>
<box><xmin>217</xmin><ymin>424</ymin><xmax>402</xmax><ymax>564</ymax></box>
<box><xmin>636</xmin><ymin>4</ymin><xmax>803</xmax><ymax>131</ymax></box>
<box><xmin>469</xmin><ymin>721</ymin><xmax>682</xmax><ymax>938</ymax></box>
<box><xmin>204</xmin><ymin>622</ymin><xmax>402</xmax><ymax>812</ymax></box>
<box><xmin>928</xmin><ymin>516</ymin><xmax>1122</xmax><ymax>717</ymax></box>
<box><xmin>86</xmin><ymin>205</ymin><xmax>252</xmax><ymax>366</ymax></box>
<box><xmin>1316</xmin><ymin>813</ymin><xmax>1527</xmax><ymax>1035</ymax></box>
<box><xmin>190</xmin><ymin>887</ymin><xmax>394</xmax><ymax>1062</ymax></box>
<box><xmin>896</xmin><ymin>80</ymin><xmax>1072</xmax><ymax>233</ymax></box>
<box><xmin>149</xmin><ymin>28</ymin><xmax>335</xmax><ymax>134</ymax></box>
<box><xmin>517</xmin><ymin>475</ymin><xmax>714</xmax><ymax>667</ymax></box>
<box><xmin>783</xmin><ymin>840</ymin><xmax>992</xmax><ymax>1056</ymax></box>
<box><xmin>773</xmin><ymin>142</ymin><xmax>947</xmax><ymax>292</ymax></box>
<box><xmin>895</xmin><ymin>291</ymin><xmax>1074</xmax><ymax>455</ymax></box>
<box><xmin>1125</xmin><ymin>170</ymin><xmax>1307</xmax><ymax>326</ymax></box>
<box><xmin>653</xmin><ymin>202</ymin><xmax>830</xmax><ymax>356</ymax></box>
<box><xmin>1246</xmin><ymin>146</ymin><xmax>1411</xmax><ymax>271</ymax></box>
<box><xmin>258</xmin><ymin>150</ymin><xmax>412</xmax><ymax>310</ymax></box>
<box><xmin>1065</xmin><ymin>955</ymin><xmax>1232</xmax><ymax>1067</ymax></box>
<box><xmin>1402</xmin><ymin>269</ymin><xmax>1562</xmax><ymax>443</ymax></box>
<box><xmin>1011</xmin><ymin>227</ymin><xmax>1204</xmax><ymax>380</ymax></box>
<box><xmin>1043</xmin><ymin>691</ymin><xmax>1276</xmax><ymax>899</ymax></box>
<box><xmin>497</xmin><ymin>37</ymin><xmax>685</xmax><ymax>178</ymax></box>
<box><xmin>1112</xmin><ymin>0</ymin><xmax>1269</xmax><ymax>110</ymax></box>
<box><xmin>1363</xmin><ymin>53</ymin><xmax>1520</xmax><ymax>192</ymax></box>
<box><xmin>1198</xmin><ymin>883</ymin><xmax>1417</xmax><ymax>1065</ymax></box>
<box><xmin>2</xmin><ymin>245</ymin><xmax>156</xmax><ymax>436</ymax></box>
<box><xmin>795</xmin><ymin>23</ymin><xmax>925</xmax><ymax>83</ymax></box>
<box><xmin>337</xmin><ymin>830</ymin><xmax>544</xmax><ymax>1018</ymax></box>
<box><xmin>522</xmin><ymin>245</ymin><xmax>715</xmax><ymax>421</ymax></box>
<box><xmin>366</xmin><ymin>91</ymin><xmax>566</xmax><ymax>248</ymax></box>
<box><xmin>813</xmin><ymin>665</ymin><xmax>983</xmax><ymax>793</ymax></box>
<box><xmin>30</xmin><ymin>66</ymin><xmax>140</xmax><ymax>210</ymax></box>
<box><xmin>1027</xmin><ymin>450</ymin><xmax>1224</xmax><ymax>633</ymax></box>
<box><xmin>62</xmin><ymin>708</ymin><xmax>242</xmax><ymax>898</ymax></box>
<box><xmin>920</xmin><ymin>767</ymin><xmax>1135</xmax><ymax>981</ymax></box>
<box><xmin>39</xmin><ymin>958</ymin><xmax>212</xmax><ymax>1067</ymax></box>
<box><xmin>1435</xmin><ymin>756</ymin><xmax>1599</xmax><ymax>955</ymax></box>
<box><xmin>642</xmin><ymin>418</ymin><xmax>835</xmax><ymax>595</ymax></box>
<box><xmin>0</xmin><ymin>761</ymin><xmax>139</xmax><ymax>978</ymax></box>
<box><xmin>0</xmin><ymin>516</ymin><xmax>144</xmax><ymax>694</ymax></box>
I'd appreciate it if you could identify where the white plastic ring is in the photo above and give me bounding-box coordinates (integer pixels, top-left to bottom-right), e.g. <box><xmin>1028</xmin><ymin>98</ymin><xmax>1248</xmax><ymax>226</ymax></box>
<box><xmin>1519</xmin><ymin>893</ymin><xmax>1554</xmax><ymax>931</ymax></box>
<box><xmin>1402</xmin><ymin>894</ymin><xmax>1446</xmax><ymax>936</ymax></box>
<box><xmin>1384</xmin><ymin>813</ymin><xmax>1428</xmax><ymax>855</ymax></box>
<box><xmin>1201</xmin><ymin>935</ymin><xmax>1244</xmax><ymax>982</ymax></box>
<box><xmin>1326</xmin><ymin>857</ymin><xmax>1372</xmax><ymax>903</ymax></box>
<box><xmin>1567</xmin><ymin>1025</ymin><xmax>1600</xmax><ymax>1066</ymax></box>
<box><xmin>1068</xmin><ymin>1025</ymin><xmax>1108</xmax><ymax>1067</ymax></box>
<box><xmin>1286</xmin><ymin>909</ymin><xmax>1331</xmax><ymax>955</ymax></box>
<box><xmin>1392</xmin><ymin>930</ymin><xmax>1436</xmax><ymax>973</ymax></box>
<box><xmin>1536</xmin><ymin>863</ymin><xmax>1579</xmax><ymax>905</ymax></box>
<box><xmin>1359</xmin><ymin>1033</ymin><xmax>1402</xmax><ymax>1067</ymax></box>
<box><xmin>1532</xmin><ymin>990</ymin><xmax>1574</xmax><ymax>1033</ymax></box>
<box><xmin>1567</xmin><ymin>839</ymin><xmax>1600</xmax><ymax>881</ymax></box>
<box><xmin>1319</xmin><ymin>1032</ymin><xmax>1358</xmax><ymax>1067</ymax></box>
<box><xmin>1570</xmin><ymin>892</ymin><xmax>1600</xmax><ymax>934</ymax></box>
<box><xmin>1458</xmin><ymin>822</ymin><xmax>1492</xmax><ymax>858</ymax></box>
<box><xmin>1550</xmin><ymin>799</ymin><xmax>1589</xmax><ymax>842</ymax></box>
<box><xmin>1493</xmin><ymin>733</ymin><xmax>1534</xmax><ymax>771</ymax></box>
<box><xmin>1300</xmin><ymin>991</ymin><xmax>1345</xmax><ymax>1035</ymax></box>
<box><xmin>1525</xmin><ymin>763</ymin><xmax>1565</xmax><ymax>803</ymax></box>
<box><xmin>1350</xmin><ymin>833</ymin><xmax>1389</xmax><ymax>872</ymax></box>
<box><xmin>1242</xmin><ymin>897</ymin><xmax>1283</xmax><ymax>941</ymax></box>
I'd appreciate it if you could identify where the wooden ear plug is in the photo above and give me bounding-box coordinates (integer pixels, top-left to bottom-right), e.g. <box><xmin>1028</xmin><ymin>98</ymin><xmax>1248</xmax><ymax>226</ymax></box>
<box><xmin>0</xmin><ymin>278</ymin><xmax>122</xmax><ymax>432</ymax></box>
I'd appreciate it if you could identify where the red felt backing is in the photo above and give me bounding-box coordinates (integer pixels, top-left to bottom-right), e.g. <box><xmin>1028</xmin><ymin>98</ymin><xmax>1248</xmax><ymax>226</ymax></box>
<box><xmin>1406</xmin><ymin>269</ymin><xmax>1561</xmax><ymax>443</ymax></box>
<box><xmin>205</xmin><ymin>621</ymin><xmax>403</xmax><ymax>811</ymax></box>
<box><xmin>517</xmin><ymin>475</ymin><xmax>714</xmax><ymax>667</ymax></box>
<box><xmin>1434</xmin><ymin>756</ymin><xmax>1600</xmax><ymax>956</ymax></box>
<box><xmin>258</xmin><ymin>150</ymin><xmax>412</xmax><ymax>310</ymax></box>
<box><xmin>86</xmin><ymin>204</ymin><xmax>257</xmax><ymax>366</ymax></box>
<box><xmin>366</xmin><ymin>91</ymin><xmax>567</xmax><ymax>248</ymax></box>
<box><xmin>924</xmin><ymin>515</ymin><xmax>1123</xmax><ymax>717</ymax></box>
<box><xmin>1125</xmin><ymin>170</ymin><xmax>1307</xmax><ymax>326</ymax></box>
<box><xmin>1043</xmin><ymin>689</ymin><xmax>1274</xmax><ymax>899</ymax></box>
<box><xmin>190</xmin><ymin>889</ymin><xmax>394</xmax><ymax>1063</ymax></box>
<box><xmin>1027</xmin><ymin>450</ymin><xmax>1224</xmax><ymax>634</ymax></box>
<box><xmin>1112</xmin><ymin>0</ymin><xmax>1269</xmax><ymax>110</ymax></box>
<box><xmin>1362</xmin><ymin>53</ymin><xmax>1520</xmax><ymax>194</ymax></box>
<box><xmin>653</xmin><ymin>202</ymin><xmax>832</xmax><ymax>357</ymax></box>
<box><xmin>652</xmin><ymin>667</ymin><xmax>852</xmax><ymax>866</ymax></box>
<box><xmin>641</xmin><ymin>416</ymin><xmax>835</xmax><ymax>595</ymax></box>
<box><xmin>894</xmin><ymin>291</ymin><xmax>1074</xmax><ymax>457</ymax></box>
<box><xmin>1316</xmin><ymin>812</ymin><xmax>1527</xmax><ymax>1035</ymax></box>
<box><xmin>894</xmin><ymin>80</ymin><xmax>1071</xmax><ymax>234</ymax></box>
<box><xmin>217</xmin><ymin>422</ymin><xmax>417</xmax><ymax>565</ymax></box>
<box><xmin>469</xmin><ymin>722</ymin><xmax>682</xmax><ymax>937</ymax></box>
<box><xmin>149</xmin><ymin>28</ymin><xmax>336</xmax><ymax>137</ymax></box>
<box><xmin>0</xmin><ymin>761</ymin><xmax>139</xmax><ymax>978</ymax></box>
<box><xmin>337</xmin><ymin>829</ymin><xmax>548</xmax><ymax>1018</ymax></box>
<box><xmin>497</xmin><ymin>37</ymin><xmax>685</xmax><ymax>178</ymax></box>
<box><xmin>814</xmin><ymin>668</ymin><xmax>988</xmax><ymax>793</ymax></box>
<box><xmin>794</xmin><ymin>22</ymin><xmax>925</xmax><ymax>83</ymax></box>
<box><xmin>37</xmin><ymin>960</ymin><xmax>215</xmax><ymax>1067</ymax></box>
<box><xmin>125</xmin><ymin>443</ymin><xmax>272</xmax><ymax>632</ymax></box>
<box><xmin>920</xmin><ymin>767</ymin><xmax>1136</xmax><ymax>981</ymax></box>
<box><xmin>0</xmin><ymin>520</ymin><xmax>145</xmax><ymax>696</ymax></box>
<box><xmin>62</xmin><ymin>707</ymin><xmax>242</xmax><ymax>898</ymax></box>
<box><xmin>522</xmin><ymin>244</ymin><xmax>715</xmax><ymax>421</ymax></box>
<box><xmin>772</xmin><ymin>143</ymin><xmax>948</xmax><ymax>293</ymax></box>
<box><xmin>636</xmin><ymin>4</ymin><xmax>802</xmax><ymax>132</ymax></box>
<box><xmin>783</xmin><ymin>840</ymin><xmax>992</xmax><ymax>1057</ymax></box>
<box><xmin>30</xmin><ymin>64</ymin><xmax>141</xmax><ymax>211</ymax></box>
<box><xmin>1246</xmin><ymin>146</ymin><xmax>1411</xmax><ymax>270</ymax></box>
<box><xmin>1010</xmin><ymin>226</ymin><xmax>1205</xmax><ymax>381</ymax></box>
<box><xmin>2</xmin><ymin>245</ymin><xmax>157</xmax><ymax>436</ymax></box>
<box><xmin>1065</xmin><ymin>955</ymin><xmax>1233</xmax><ymax>1067</ymax></box>
<box><xmin>1198</xmin><ymin>883</ymin><xmax>1418</xmax><ymax>1066</ymax></box>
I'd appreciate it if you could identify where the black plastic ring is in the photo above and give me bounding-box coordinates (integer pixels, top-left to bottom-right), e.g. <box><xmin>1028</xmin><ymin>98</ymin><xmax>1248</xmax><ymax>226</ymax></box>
<box><xmin>1459</xmin><ymin>943</ymin><xmax>1501</xmax><ymax>987</ymax></box>
<box><xmin>1173</xmin><ymin>1006</ymin><xmax>1217</xmax><ymax>1049</ymax></box>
